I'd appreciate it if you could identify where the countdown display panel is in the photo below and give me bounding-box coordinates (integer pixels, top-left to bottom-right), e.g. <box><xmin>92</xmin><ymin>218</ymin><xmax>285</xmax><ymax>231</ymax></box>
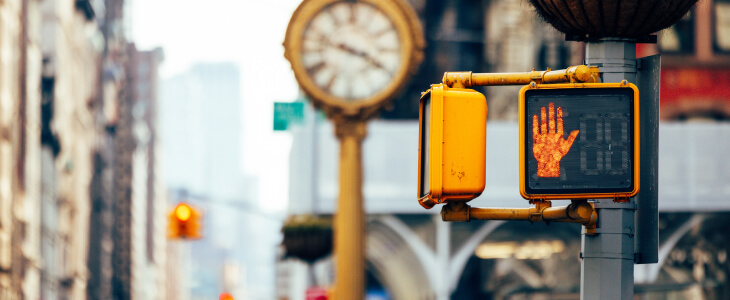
<box><xmin>519</xmin><ymin>84</ymin><xmax>639</xmax><ymax>200</ymax></box>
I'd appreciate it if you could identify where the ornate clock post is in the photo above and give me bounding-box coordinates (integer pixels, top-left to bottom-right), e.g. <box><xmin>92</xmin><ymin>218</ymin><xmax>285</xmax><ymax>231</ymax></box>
<box><xmin>332</xmin><ymin>118</ymin><xmax>367</xmax><ymax>298</ymax></box>
<box><xmin>284</xmin><ymin>0</ymin><xmax>424</xmax><ymax>298</ymax></box>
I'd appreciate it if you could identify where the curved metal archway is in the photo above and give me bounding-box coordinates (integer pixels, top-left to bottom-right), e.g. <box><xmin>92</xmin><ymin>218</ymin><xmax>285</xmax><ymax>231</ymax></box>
<box><xmin>366</xmin><ymin>217</ymin><xmax>435</xmax><ymax>299</ymax></box>
<box><xmin>370</xmin><ymin>215</ymin><xmax>508</xmax><ymax>298</ymax></box>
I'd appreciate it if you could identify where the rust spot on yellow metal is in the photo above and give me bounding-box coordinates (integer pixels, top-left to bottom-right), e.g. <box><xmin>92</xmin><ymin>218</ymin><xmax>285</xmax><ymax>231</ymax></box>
<box><xmin>450</xmin><ymin>165</ymin><xmax>466</xmax><ymax>181</ymax></box>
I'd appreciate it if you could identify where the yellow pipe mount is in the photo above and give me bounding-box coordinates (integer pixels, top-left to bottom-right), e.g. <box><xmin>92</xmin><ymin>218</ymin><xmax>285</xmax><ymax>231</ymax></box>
<box><xmin>441</xmin><ymin>201</ymin><xmax>597</xmax><ymax>231</ymax></box>
<box><xmin>442</xmin><ymin>65</ymin><xmax>599</xmax><ymax>88</ymax></box>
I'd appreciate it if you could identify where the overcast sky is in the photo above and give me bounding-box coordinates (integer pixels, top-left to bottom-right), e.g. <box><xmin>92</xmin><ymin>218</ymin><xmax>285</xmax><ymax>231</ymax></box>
<box><xmin>130</xmin><ymin>0</ymin><xmax>304</xmax><ymax>212</ymax></box>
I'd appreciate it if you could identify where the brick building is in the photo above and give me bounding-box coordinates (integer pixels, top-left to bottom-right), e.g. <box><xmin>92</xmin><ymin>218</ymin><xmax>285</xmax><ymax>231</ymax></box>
<box><xmin>0</xmin><ymin>1</ymin><xmax>169</xmax><ymax>299</ymax></box>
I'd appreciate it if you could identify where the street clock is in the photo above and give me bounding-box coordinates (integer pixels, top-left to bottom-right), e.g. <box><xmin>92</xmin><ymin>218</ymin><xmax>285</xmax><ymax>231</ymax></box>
<box><xmin>283</xmin><ymin>1</ymin><xmax>425</xmax><ymax>297</ymax></box>
<box><xmin>519</xmin><ymin>82</ymin><xmax>640</xmax><ymax>200</ymax></box>
<box><xmin>283</xmin><ymin>0</ymin><xmax>424</xmax><ymax>118</ymax></box>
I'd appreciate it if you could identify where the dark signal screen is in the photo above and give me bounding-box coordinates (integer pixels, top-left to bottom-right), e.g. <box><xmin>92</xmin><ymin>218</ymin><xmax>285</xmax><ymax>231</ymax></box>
<box><xmin>524</xmin><ymin>88</ymin><xmax>635</xmax><ymax>195</ymax></box>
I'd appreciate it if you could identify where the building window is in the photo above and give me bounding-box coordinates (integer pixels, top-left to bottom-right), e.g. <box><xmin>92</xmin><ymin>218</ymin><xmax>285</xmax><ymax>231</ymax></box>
<box><xmin>715</xmin><ymin>0</ymin><xmax>730</xmax><ymax>53</ymax></box>
<box><xmin>659</xmin><ymin>10</ymin><xmax>695</xmax><ymax>54</ymax></box>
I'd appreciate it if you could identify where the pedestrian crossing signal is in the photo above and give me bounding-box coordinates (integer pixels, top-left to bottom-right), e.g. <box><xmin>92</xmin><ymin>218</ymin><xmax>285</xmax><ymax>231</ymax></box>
<box><xmin>519</xmin><ymin>82</ymin><xmax>640</xmax><ymax>200</ymax></box>
<box><xmin>418</xmin><ymin>84</ymin><xmax>487</xmax><ymax>209</ymax></box>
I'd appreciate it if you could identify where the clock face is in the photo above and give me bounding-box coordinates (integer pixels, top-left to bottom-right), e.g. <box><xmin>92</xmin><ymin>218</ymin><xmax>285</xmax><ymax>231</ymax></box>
<box><xmin>284</xmin><ymin>0</ymin><xmax>423</xmax><ymax>116</ymax></box>
<box><xmin>301</xmin><ymin>2</ymin><xmax>402</xmax><ymax>101</ymax></box>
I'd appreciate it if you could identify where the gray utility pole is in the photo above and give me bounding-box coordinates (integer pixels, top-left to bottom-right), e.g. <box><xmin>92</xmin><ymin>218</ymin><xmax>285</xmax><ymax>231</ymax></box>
<box><xmin>582</xmin><ymin>39</ymin><xmax>637</xmax><ymax>300</ymax></box>
<box><xmin>581</xmin><ymin>40</ymin><xmax>660</xmax><ymax>300</ymax></box>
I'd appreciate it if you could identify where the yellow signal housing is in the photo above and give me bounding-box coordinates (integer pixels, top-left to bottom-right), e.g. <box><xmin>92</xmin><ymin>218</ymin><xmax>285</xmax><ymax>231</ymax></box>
<box><xmin>168</xmin><ymin>203</ymin><xmax>203</xmax><ymax>240</ymax></box>
<box><xmin>418</xmin><ymin>84</ymin><xmax>487</xmax><ymax>209</ymax></box>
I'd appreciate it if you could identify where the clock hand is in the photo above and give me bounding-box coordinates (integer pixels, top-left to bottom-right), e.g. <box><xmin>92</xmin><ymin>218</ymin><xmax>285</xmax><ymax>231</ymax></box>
<box><xmin>363</xmin><ymin>55</ymin><xmax>388</xmax><ymax>73</ymax></box>
<box><xmin>335</xmin><ymin>43</ymin><xmax>389</xmax><ymax>72</ymax></box>
<box><xmin>335</xmin><ymin>43</ymin><xmax>365</xmax><ymax>57</ymax></box>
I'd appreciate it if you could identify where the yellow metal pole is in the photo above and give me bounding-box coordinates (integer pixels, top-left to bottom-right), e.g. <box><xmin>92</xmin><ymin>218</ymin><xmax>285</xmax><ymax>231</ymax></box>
<box><xmin>540</xmin><ymin>206</ymin><xmax>572</xmax><ymax>221</ymax></box>
<box><xmin>441</xmin><ymin>201</ymin><xmax>596</xmax><ymax>227</ymax></box>
<box><xmin>442</xmin><ymin>65</ymin><xmax>598</xmax><ymax>88</ymax></box>
<box><xmin>333</xmin><ymin>119</ymin><xmax>367</xmax><ymax>300</ymax></box>
<box><xmin>469</xmin><ymin>207</ymin><xmax>531</xmax><ymax>220</ymax></box>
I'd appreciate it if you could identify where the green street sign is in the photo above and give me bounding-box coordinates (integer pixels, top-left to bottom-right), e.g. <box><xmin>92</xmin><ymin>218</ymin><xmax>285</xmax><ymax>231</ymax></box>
<box><xmin>273</xmin><ymin>102</ymin><xmax>305</xmax><ymax>131</ymax></box>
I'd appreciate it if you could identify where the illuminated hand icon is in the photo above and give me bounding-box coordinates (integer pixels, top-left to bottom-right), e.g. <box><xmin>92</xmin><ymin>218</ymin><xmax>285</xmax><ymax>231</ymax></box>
<box><xmin>532</xmin><ymin>103</ymin><xmax>579</xmax><ymax>177</ymax></box>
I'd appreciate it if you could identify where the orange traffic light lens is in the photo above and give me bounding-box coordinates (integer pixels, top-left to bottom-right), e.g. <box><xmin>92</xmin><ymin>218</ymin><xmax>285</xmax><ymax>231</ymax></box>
<box><xmin>175</xmin><ymin>204</ymin><xmax>192</xmax><ymax>222</ymax></box>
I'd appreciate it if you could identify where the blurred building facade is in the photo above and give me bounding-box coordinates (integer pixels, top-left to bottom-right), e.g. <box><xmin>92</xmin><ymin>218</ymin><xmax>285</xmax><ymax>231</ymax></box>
<box><xmin>283</xmin><ymin>0</ymin><xmax>730</xmax><ymax>299</ymax></box>
<box><xmin>122</xmin><ymin>44</ymin><xmax>168</xmax><ymax>300</ymax></box>
<box><xmin>379</xmin><ymin>0</ymin><xmax>580</xmax><ymax>121</ymax></box>
<box><xmin>0</xmin><ymin>0</ymin><xmax>170</xmax><ymax>299</ymax></box>
<box><xmin>161</xmin><ymin>63</ymin><xmax>245</xmax><ymax>299</ymax></box>
<box><xmin>638</xmin><ymin>0</ymin><xmax>730</xmax><ymax>121</ymax></box>
<box><xmin>161</xmin><ymin>63</ymin><xmax>248</xmax><ymax>200</ymax></box>
<box><xmin>39</xmin><ymin>0</ymin><xmax>102</xmax><ymax>298</ymax></box>
<box><xmin>0</xmin><ymin>0</ymin><xmax>43</xmax><ymax>298</ymax></box>
<box><xmin>161</xmin><ymin>63</ymin><xmax>278</xmax><ymax>300</ymax></box>
<box><xmin>86</xmin><ymin>0</ymin><xmax>125</xmax><ymax>297</ymax></box>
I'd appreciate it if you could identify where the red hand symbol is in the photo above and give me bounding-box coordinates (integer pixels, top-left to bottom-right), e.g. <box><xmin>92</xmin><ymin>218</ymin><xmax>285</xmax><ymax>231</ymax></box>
<box><xmin>532</xmin><ymin>103</ymin><xmax>579</xmax><ymax>177</ymax></box>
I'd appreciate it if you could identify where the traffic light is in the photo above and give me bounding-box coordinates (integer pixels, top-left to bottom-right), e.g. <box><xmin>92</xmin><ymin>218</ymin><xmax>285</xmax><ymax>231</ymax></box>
<box><xmin>519</xmin><ymin>82</ymin><xmax>640</xmax><ymax>200</ymax></box>
<box><xmin>418</xmin><ymin>84</ymin><xmax>487</xmax><ymax>209</ymax></box>
<box><xmin>219</xmin><ymin>292</ymin><xmax>234</xmax><ymax>300</ymax></box>
<box><xmin>168</xmin><ymin>203</ymin><xmax>203</xmax><ymax>240</ymax></box>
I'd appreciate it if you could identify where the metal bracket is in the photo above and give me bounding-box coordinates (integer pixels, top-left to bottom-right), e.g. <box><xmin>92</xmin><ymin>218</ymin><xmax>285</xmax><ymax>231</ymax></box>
<box><xmin>613</xmin><ymin>196</ymin><xmax>631</xmax><ymax>203</ymax></box>
<box><xmin>592</xmin><ymin>227</ymin><xmax>634</xmax><ymax>236</ymax></box>
<box><xmin>529</xmin><ymin>198</ymin><xmax>548</xmax><ymax>205</ymax></box>
<box><xmin>580</xmin><ymin>252</ymin><xmax>634</xmax><ymax>260</ymax></box>
<box><xmin>566</xmin><ymin>34</ymin><xmax>657</xmax><ymax>44</ymax></box>
<box><xmin>591</xmin><ymin>202</ymin><xmax>636</xmax><ymax>210</ymax></box>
